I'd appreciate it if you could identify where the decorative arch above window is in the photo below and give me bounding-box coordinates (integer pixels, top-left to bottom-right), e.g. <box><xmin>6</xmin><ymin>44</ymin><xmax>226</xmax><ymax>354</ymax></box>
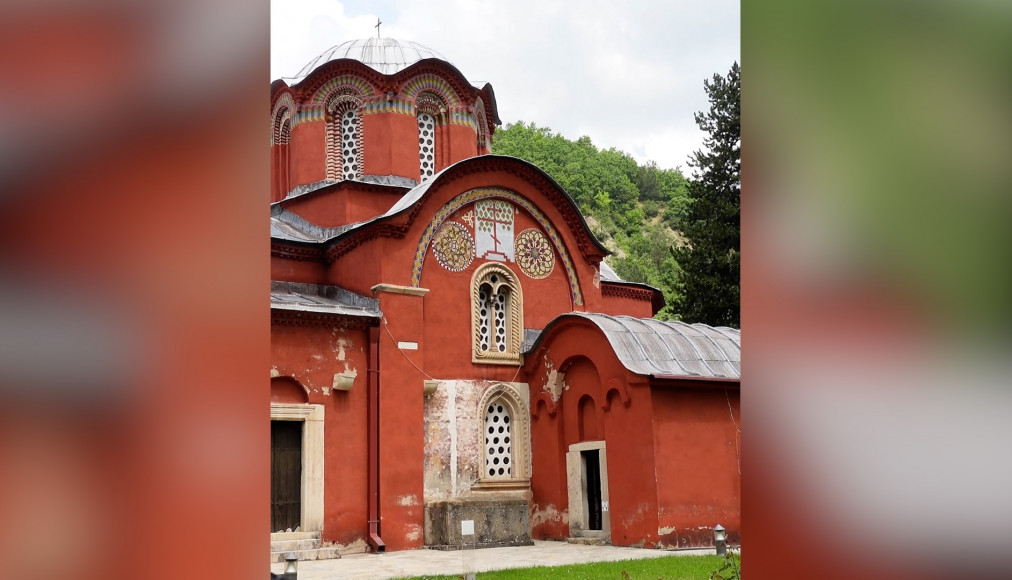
<box><xmin>473</xmin><ymin>98</ymin><xmax>490</xmax><ymax>153</ymax></box>
<box><xmin>273</xmin><ymin>108</ymin><xmax>291</xmax><ymax>146</ymax></box>
<box><xmin>470</xmin><ymin>263</ymin><xmax>523</xmax><ymax>365</ymax></box>
<box><xmin>474</xmin><ymin>383</ymin><xmax>531</xmax><ymax>489</ymax></box>
<box><xmin>325</xmin><ymin>90</ymin><xmax>364</xmax><ymax>181</ymax></box>
<box><xmin>415</xmin><ymin>92</ymin><xmax>446</xmax><ymax>181</ymax></box>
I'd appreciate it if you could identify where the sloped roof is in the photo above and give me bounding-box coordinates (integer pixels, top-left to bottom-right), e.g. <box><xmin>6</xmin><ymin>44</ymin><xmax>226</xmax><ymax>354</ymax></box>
<box><xmin>531</xmin><ymin>312</ymin><xmax>740</xmax><ymax>380</ymax></box>
<box><xmin>269</xmin><ymin>155</ymin><xmax>610</xmax><ymax>257</ymax></box>
<box><xmin>270</xmin><ymin>281</ymin><xmax>380</xmax><ymax>318</ymax></box>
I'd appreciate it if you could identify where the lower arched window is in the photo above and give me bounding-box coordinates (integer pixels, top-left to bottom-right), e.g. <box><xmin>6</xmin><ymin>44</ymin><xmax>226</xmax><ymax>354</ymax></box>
<box><xmin>484</xmin><ymin>399</ymin><xmax>513</xmax><ymax>478</ymax></box>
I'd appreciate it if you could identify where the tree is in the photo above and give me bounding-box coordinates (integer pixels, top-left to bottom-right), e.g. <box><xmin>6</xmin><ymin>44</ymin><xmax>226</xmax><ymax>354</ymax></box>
<box><xmin>672</xmin><ymin>62</ymin><xmax>740</xmax><ymax>328</ymax></box>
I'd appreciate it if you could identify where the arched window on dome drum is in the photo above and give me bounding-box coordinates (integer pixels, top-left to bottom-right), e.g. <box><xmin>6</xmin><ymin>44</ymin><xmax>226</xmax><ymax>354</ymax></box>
<box><xmin>415</xmin><ymin>92</ymin><xmax>445</xmax><ymax>182</ymax></box>
<box><xmin>326</xmin><ymin>94</ymin><xmax>363</xmax><ymax>181</ymax></box>
<box><xmin>484</xmin><ymin>400</ymin><xmax>513</xmax><ymax>479</ymax></box>
<box><xmin>470</xmin><ymin>263</ymin><xmax>523</xmax><ymax>365</ymax></box>
<box><xmin>417</xmin><ymin>113</ymin><xmax>436</xmax><ymax>180</ymax></box>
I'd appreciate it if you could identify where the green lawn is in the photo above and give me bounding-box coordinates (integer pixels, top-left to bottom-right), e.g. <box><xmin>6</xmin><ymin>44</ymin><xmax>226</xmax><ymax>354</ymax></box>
<box><xmin>399</xmin><ymin>555</ymin><xmax>725</xmax><ymax>579</ymax></box>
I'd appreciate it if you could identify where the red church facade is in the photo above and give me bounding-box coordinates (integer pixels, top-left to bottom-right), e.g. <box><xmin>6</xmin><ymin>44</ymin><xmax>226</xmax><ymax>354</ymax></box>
<box><xmin>269</xmin><ymin>38</ymin><xmax>740</xmax><ymax>560</ymax></box>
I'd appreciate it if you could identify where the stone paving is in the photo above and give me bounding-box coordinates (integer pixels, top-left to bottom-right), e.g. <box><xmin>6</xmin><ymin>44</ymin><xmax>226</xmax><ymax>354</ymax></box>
<box><xmin>269</xmin><ymin>540</ymin><xmax>714</xmax><ymax>579</ymax></box>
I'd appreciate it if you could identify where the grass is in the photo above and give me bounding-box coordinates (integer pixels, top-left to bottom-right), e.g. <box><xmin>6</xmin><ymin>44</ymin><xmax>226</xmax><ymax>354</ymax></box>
<box><xmin>399</xmin><ymin>554</ymin><xmax>725</xmax><ymax>579</ymax></box>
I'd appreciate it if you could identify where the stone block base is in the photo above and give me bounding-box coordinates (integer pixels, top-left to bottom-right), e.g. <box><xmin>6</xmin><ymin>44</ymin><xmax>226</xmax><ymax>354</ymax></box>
<box><xmin>424</xmin><ymin>498</ymin><xmax>533</xmax><ymax>549</ymax></box>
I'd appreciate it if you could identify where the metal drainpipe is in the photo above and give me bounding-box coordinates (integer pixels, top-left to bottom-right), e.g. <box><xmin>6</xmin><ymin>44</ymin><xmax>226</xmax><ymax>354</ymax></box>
<box><xmin>367</xmin><ymin>325</ymin><xmax>386</xmax><ymax>552</ymax></box>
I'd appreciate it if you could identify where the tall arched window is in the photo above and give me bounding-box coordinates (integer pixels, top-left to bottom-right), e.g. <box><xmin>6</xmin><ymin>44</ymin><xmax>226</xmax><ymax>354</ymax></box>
<box><xmin>471</xmin><ymin>263</ymin><xmax>523</xmax><ymax>365</ymax></box>
<box><xmin>325</xmin><ymin>92</ymin><xmax>363</xmax><ymax>181</ymax></box>
<box><xmin>415</xmin><ymin>92</ymin><xmax>445</xmax><ymax>181</ymax></box>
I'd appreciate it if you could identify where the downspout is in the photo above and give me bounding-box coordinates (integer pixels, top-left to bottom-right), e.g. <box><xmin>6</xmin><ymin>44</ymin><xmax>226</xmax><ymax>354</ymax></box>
<box><xmin>367</xmin><ymin>325</ymin><xmax>386</xmax><ymax>551</ymax></box>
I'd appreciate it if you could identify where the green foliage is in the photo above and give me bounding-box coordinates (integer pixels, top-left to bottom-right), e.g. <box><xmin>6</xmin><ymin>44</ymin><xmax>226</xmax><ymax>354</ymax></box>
<box><xmin>672</xmin><ymin>62</ymin><xmax>741</xmax><ymax>328</ymax></box>
<box><xmin>709</xmin><ymin>549</ymin><xmax>741</xmax><ymax>580</ymax></box>
<box><xmin>492</xmin><ymin>122</ymin><xmax>692</xmax><ymax>319</ymax></box>
<box><xmin>400</xmin><ymin>554</ymin><xmax>724</xmax><ymax>579</ymax></box>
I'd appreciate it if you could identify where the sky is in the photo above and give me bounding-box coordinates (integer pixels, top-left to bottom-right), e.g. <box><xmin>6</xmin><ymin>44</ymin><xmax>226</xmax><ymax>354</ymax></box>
<box><xmin>271</xmin><ymin>0</ymin><xmax>739</xmax><ymax>173</ymax></box>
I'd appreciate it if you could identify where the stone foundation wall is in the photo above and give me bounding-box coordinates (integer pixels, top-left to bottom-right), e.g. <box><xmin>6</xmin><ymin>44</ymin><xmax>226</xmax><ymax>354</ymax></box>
<box><xmin>424</xmin><ymin>498</ymin><xmax>533</xmax><ymax>549</ymax></box>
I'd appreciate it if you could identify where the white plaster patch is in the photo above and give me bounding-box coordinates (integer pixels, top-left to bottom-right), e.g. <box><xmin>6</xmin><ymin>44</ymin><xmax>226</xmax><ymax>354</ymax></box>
<box><xmin>270</xmin><ymin>367</ymin><xmax>280</xmax><ymax>378</ymax></box>
<box><xmin>544</xmin><ymin>369</ymin><xmax>566</xmax><ymax>402</ymax></box>
<box><xmin>332</xmin><ymin>336</ymin><xmax>351</xmax><ymax>360</ymax></box>
<box><xmin>658</xmin><ymin>526</ymin><xmax>676</xmax><ymax>535</ymax></box>
<box><xmin>340</xmin><ymin>538</ymin><xmax>369</xmax><ymax>555</ymax></box>
<box><xmin>531</xmin><ymin>503</ymin><xmax>568</xmax><ymax>527</ymax></box>
<box><xmin>405</xmin><ymin>524</ymin><xmax>423</xmax><ymax>543</ymax></box>
<box><xmin>395</xmin><ymin>494</ymin><xmax>420</xmax><ymax>506</ymax></box>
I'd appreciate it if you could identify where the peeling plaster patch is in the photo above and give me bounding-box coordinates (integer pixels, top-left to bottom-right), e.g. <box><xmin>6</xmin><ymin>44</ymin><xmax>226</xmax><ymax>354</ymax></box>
<box><xmin>332</xmin><ymin>336</ymin><xmax>352</xmax><ymax>361</ymax></box>
<box><xmin>658</xmin><ymin>526</ymin><xmax>676</xmax><ymax>536</ymax></box>
<box><xmin>531</xmin><ymin>503</ymin><xmax>568</xmax><ymax>527</ymax></box>
<box><xmin>396</xmin><ymin>494</ymin><xmax>420</xmax><ymax>506</ymax></box>
<box><xmin>340</xmin><ymin>538</ymin><xmax>369</xmax><ymax>555</ymax></box>
<box><xmin>322</xmin><ymin>386</ymin><xmax>331</xmax><ymax>396</ymax></box>
<box><xmin>593</xmin><ymin>265</ymin><xmax>601</xmax><ymax>288</ymax></box>
<box><xmin>405</xmin><ymin>524</ymin><xmax>423</xmax><ymax>543</ymax></box>
<box><xmin>311</xmin><ymin>354</ymin><xmax>324</xmax><ymax>361</ymax></box>
<box><xmin>270</xmin><ymin>367</ymin><xmax>280</xmax><ymax>378</ymax></box>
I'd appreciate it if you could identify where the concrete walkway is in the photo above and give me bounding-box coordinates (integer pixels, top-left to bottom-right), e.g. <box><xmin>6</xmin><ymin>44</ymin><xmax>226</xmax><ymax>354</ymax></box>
<box><xmin>269</xmin><ymin>541</ymin><xmax>715</xmax><ymax>579</ymax></box>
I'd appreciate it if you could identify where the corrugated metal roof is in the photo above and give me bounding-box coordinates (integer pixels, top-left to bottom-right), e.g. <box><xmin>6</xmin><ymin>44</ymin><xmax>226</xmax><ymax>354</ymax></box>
<box><xmin>284</xmin><ymin>38</ymin><xmax>449</xmax><ymax>83</ymax></box>
<box><xmin>530</xmin><ymin>312</ymin><xmax>740</xmax><ymax>380</ymax></box>
<box><xmin>270</xmin><ymin>281</ymin><xmax>381</xmax><ymax>318</ymax></box>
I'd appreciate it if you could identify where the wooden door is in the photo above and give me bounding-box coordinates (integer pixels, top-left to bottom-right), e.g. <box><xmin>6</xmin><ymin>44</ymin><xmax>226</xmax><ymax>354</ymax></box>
<box><xmin>271</xmin><ymin>420</ymin><xmax>302</xmax><ymax>532</ymax></box>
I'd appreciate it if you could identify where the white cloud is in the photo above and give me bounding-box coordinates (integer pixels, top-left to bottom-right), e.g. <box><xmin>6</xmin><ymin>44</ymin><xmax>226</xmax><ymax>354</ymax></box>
<box><xmin>271</xmin><ymin>0</ymin><xmax>739</xmax><ymax>171</ymax></box>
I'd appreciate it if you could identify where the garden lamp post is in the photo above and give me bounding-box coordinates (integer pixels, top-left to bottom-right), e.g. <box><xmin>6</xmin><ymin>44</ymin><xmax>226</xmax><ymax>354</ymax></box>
<box><xmin>714</xmin><ymin>524</ymin><xmax>726</xmax><ymax>556</ymax></box>
<box><xmin>283</xmin><ymin>553</ymin><xmax>298</xmax><ymax>580</ymax></box>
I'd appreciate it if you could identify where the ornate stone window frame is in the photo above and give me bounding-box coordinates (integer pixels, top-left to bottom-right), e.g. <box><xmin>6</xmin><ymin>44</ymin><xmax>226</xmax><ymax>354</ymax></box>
<box><xmin>472</xmin><ymin>382</ymin><xmax>531</xmax><ymax>491</ymax></box>
<box><xmin>470</xmin><ymin>263</ymin><xmax>523</xmax><ymax>365</ymax></box>
<box><xmin>270</xmin><ymin>403</ymin><xmax>325</xmax><ymax>534</ymax></box>
<box><xmin>325</xmin><ymin>90</ymin><xmax>364</xmax><ymax>181</ymax></box>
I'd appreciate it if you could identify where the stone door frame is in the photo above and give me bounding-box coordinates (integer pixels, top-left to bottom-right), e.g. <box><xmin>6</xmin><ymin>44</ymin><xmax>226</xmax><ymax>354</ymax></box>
<box><xmin>566</xmin><ymin>440</ymin><xmax>610</xmax><ymax>540</ymax></box>
<box><xmin>270</xmin><ymin>403</ymin><xmax>324</xmax><ymax>534</ymax></box>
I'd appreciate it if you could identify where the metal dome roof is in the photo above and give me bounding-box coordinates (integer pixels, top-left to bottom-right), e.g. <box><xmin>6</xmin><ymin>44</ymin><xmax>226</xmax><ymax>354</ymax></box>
<box><xmin>284</xmin><ymin>38</ymin><xmax>449</xmax><ymax>83</ymax></box>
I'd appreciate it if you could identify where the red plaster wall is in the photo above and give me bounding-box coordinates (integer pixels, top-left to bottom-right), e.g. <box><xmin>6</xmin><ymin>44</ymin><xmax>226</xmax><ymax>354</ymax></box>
<box><xmin>270</xmin><ymin>256</ymin><xmax>327</xmax><ymax>284</ymax></box>
<box><xmin>374</xmin><ymin>291</ymin><xmax>428</xmax><ymax>550</ymax></box>
<box><xmin>362</xmin><ymin>113</ymin><xmax>423</xmax><ymax>180</ymax></box>
<box><xmin>651</xmin><ymin>385</ymin><xmax>741</xmax><ymax>548</ymax></box>
<box><xmin>443</xmin><ymin>123</ymin><xmax>478</xmax><ymax>168</ymax></box>
<box><xmin>598</xmin><ymin>291</ymin><xmax>655</xmax><ymax>318</ymax></box>
<box><xmin>525</xmin><ymin>321</ymin><xmax>661</xmax><ymax>547</ymax></box>
<box><xmin>290</xmin><ymin>121</ymin><xmax>326</xmax><ymax>186</ymax></box>
<box><xmin>270</xmin><ymin>323</ymin><xmax>371</xmax><ymax>547</ymax></box>
<box><xmin>281</xmin><ymin>186</ymin><xmax>406</xmax><ymax>228</ymax></box>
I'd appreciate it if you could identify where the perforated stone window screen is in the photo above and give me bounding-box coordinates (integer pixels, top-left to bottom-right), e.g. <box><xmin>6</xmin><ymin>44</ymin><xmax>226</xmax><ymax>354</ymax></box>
<box><xmin>494</xmin><ymin>288</ymin><xmax>508</xmax><ymax>352</ymax></box>
<box><xmin>484</xmin><ymin>401</ymin><xmax>513</xmax><ymax>478</ymax></box>
<box><xmin>341</xmin><ymin>110</ymin><xmax>359</xmax><ymax>180</ymax></box>
<box><xmin>477</xmin><ymin>284</ymin><xmax>492</xmax><ymax>352</ymax></box>
<box><xmin>418</xmin><ymin>113</ymin><xmax>435</xmax><ymax>180</ymax></box>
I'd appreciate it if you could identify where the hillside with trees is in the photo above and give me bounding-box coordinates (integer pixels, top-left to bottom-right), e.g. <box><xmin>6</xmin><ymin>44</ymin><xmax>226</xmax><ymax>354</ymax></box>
<box><xmin>491</xmin><ymin>63</ymin><xmax>740</xmax><ymax>327</ymax></box>
<box><xmin>491</xmin><ymin>121</ymin><xmax>690</xmax><ymax>320</ymax></box>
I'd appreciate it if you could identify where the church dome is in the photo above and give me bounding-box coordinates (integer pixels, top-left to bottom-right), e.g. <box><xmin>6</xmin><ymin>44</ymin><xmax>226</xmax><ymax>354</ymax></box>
<box><xmin>286</xmin><ymin>38</ymin><xmax>449</xmax><ymax>83</ymax></box>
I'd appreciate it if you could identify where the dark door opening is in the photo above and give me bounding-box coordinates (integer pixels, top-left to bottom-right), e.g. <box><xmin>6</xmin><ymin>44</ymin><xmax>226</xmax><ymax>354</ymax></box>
<box><xmin>271</xmin><ymin>420</ymin><xmax>302</xmax><ymax>532</ymax></box>
<box><xmin>582</xmin><ymin>449</ymin><xmax>603</xmax><ymax>531</ymax></box>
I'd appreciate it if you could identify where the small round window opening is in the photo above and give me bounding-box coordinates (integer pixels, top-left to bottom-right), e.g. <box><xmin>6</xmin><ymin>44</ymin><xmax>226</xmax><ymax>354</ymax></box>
<box><xmin>484</xmin><ymin>402</ymin><xmax>513</xmax><ymax>478</ymax></box>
